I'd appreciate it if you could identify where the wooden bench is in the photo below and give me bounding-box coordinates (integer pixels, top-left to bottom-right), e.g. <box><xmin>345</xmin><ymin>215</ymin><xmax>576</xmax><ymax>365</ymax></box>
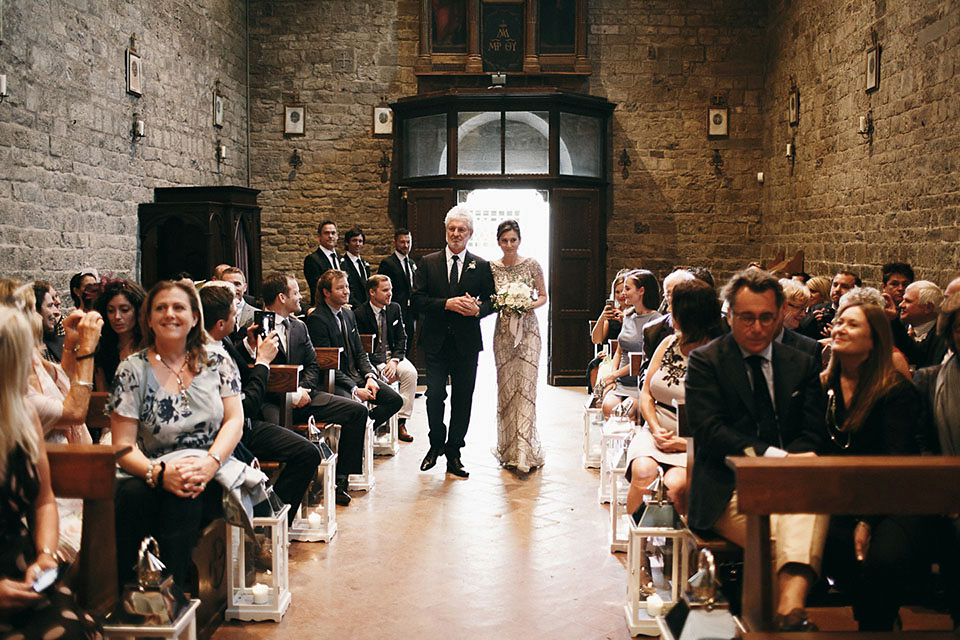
<box><xmin>46</xmin><ymin>443</ymin><xmax>131</xmax><ymax>618</ymax></box>
<box><xmin>728</xmin><ymin>456</ymin><xmax>960</xmax><ymax>635</ymax></box>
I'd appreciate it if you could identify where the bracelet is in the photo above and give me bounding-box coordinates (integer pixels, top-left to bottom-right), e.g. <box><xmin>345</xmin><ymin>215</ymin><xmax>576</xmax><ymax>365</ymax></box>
<box><xmin>145</xmin><ymin>463</ymin><xmax>156</xmax><ymax>488</ymax></box>
<box><xmin>207</xmin><ymin>451</ymin><xmax>222</xmax><ymax>468</ymax></box>
<box><xmin>156</xmin><ymin>461</ymin><xmax>166</xmax><ymax>490</ymax></box>
<box><xmin>38</xmin><ymin>546</ymin><xmax>57</xmax><ymax>558</ymax></box>
<box><xmin>73</xmin><ymin>380</ymin><xmax>94</xmax><ymax>389</ymax></box>
<box><xmin>75</xmin><ymin>351</ymin><xmax>95</xmax><ymax>360</ymax></box>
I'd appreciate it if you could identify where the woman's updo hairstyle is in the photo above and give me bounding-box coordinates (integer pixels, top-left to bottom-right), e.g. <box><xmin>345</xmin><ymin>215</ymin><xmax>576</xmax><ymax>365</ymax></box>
<box><xmin>496</xmin><ymin>219</ymin><xmax>521</xmax><ymax>241</ymax></box>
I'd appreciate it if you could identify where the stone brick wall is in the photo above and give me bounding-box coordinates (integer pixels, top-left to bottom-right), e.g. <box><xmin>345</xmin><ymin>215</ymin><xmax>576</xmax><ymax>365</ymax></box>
<box><xmin>759</xmin><ymin>0</ymin><xmax>960</xmax><ymax>288</ymax></box>
<box><xmin>0</xmin><ymin>0</ymin><xmax>248</xmax><ymax>299</ymax></box>
<box><xmin>247</xmin><ymin>0</ymin><xmax>418</xmax><ymax>297</ymax></box>
<box><xmin>586</xmin><ymin>0</ymin><xmax>767</xmax><ymax>286</ymax></box>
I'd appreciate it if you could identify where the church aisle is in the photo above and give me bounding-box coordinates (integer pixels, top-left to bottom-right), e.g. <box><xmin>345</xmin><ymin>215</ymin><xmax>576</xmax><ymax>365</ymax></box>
<box><xmin>213</xmin><ymin>374</ymin><xmax>632</xmax><ymax>640</ymax></box>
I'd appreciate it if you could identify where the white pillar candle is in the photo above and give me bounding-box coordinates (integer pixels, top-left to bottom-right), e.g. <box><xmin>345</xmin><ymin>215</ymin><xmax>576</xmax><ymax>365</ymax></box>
<box><xmin>786</xmin><ymin>143</ymin><xmax>793</xmax><ymax>157</ymax></box>
<box><xmin>646</xmin><ymin>592</ymin><xmax>664</xmax><ymax>616</ymax></box>
<box><xmin>308</xmin><ymin>511</ymin><xmax>323</xmax><ymax>527</ymax></box>
<box><xmin>0</xmin><ymin>75</ymin><xmax>6</xmax><ymax>96</ymax></box>
<box><xmin>251</xmin><ymin>582</ymin><xmax>269</xmax><ymax>604</ymax></box>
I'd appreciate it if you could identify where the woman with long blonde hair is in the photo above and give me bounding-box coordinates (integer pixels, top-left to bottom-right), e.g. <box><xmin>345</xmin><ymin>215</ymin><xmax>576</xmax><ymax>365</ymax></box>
<box><xmin>0</xmin><ymin>307</ymin><xmax>99</xmax><ymax>637</ymax></box>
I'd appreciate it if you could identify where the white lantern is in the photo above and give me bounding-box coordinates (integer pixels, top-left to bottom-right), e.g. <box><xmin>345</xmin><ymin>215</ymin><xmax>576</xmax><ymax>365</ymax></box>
<box><xmin>225</xmin><ymin>504</ymin><xmax>291</xmax><ymax>622</ymax></box>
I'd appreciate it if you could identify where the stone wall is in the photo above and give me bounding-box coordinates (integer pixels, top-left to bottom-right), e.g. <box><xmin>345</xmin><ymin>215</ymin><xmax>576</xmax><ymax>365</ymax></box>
<box><xmin>247</xmin><ymin>0</ymin><xmax>418</xmax><ymax>297</ymax></box>
<box><xmin>0</xmin><ymin>0</ymin><xmax>248</xmax><ymax>297</ymax></box>
<box><xmin>586</xmin><ymin>0</ymin><xmax>768</xmax><ymax>285</ymax></box>
<box><xmin>759</xmin><ymin>0</ymin><xmax>960</xmax><ymax>288</ymax></box>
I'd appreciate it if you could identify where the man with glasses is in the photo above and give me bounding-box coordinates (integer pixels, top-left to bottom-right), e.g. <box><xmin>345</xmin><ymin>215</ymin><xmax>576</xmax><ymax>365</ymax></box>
<box><xmin>686</xmin><ymin>267</ymin><xmax>827</xmax><ymax>632</ymax></box>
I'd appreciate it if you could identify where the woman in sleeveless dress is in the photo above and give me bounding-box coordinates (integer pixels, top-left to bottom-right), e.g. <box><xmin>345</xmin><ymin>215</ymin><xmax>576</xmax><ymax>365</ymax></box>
<box><xmin>491</xmin><ymin>220</ymin><xmax>547</xmax><ymax>475</ymax></box>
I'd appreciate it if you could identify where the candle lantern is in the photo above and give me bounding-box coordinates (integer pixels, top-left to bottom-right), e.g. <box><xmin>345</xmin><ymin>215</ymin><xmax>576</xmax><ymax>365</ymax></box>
<box><xmin>225</xmin><ymin>504</ymin><xmax>291</xmax><ymax>622</ymax></box>
<box><xmin>290</xmin><ymin>427</ymin><xmax>338</xmax><ymax>542</ymax></box>
<box><xmin>348</xmin><ymin>419</ymin><xmax>376</xmax><ymax>491</ymax></box>
<box><xmin>582</xmin><ymin>406</ymin><xmax>604</xmax><ymax>469</ymax></box>
<box><xmin>656</xmin><ymin>549</ymin><xmax>741</xmax><ymax>640</ymax></box>
<box><xmin>373</xmin><ymin>404</ymin><xmax>399</xmax><ymax>456</ymax></box>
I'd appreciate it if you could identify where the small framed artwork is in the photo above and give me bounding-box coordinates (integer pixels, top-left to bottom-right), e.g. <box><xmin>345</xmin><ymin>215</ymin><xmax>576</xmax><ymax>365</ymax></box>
<box><xmin>372</xmin><ymin>105</ymin><xmax>393</xmax><ymax>136</ymax></box>
<box><xmin>865</xmin><ymin>45</ymin><xmax>880</xmax><ymax>92</ymax></box>
<box><xmin>788</xmin><ymin>89</ymin><xmax>799</xmax><ymax>126</ymax></box>
<box><xmin>213</xmin><ymin>91</ymin><xmax>224</xmax><ymax>128</ymax></box>
<box><xmin>126</xmin><ymin>49</ymin><xmax>142</xmax><ymax>96</ymax></box>
<box><xmin>707</xmin><ymin>107</ymin><xmax>729</xmax><ymax>138</ymax></box>
<box><xmin>284</xmin><ymin>104</ymin><xmax>305</xmax><ymax>136</ymax></box>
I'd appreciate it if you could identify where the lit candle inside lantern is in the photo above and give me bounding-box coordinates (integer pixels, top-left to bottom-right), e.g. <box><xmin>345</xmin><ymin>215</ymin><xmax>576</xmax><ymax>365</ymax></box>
<box><xmin>646</xmin><ymin>592</ymin><xmax>664</xmax><ymax>616</ymax></box>
<box><xmin>308</xmin><ymin>512</ymin><xmax>323</xmax><ymax>527</ymax></box>
<box><xmin>252</xmin><ymin>582</ymin><xmax>269</xmax><ymax>604</ymax></box>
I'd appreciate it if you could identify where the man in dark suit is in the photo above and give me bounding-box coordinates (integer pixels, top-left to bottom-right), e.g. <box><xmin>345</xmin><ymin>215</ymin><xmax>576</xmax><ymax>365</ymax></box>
<box><xmin>377</xmin><ymin>228</ymin><xmax>417</xmax><ymax>334</ymax></box>
<box><xmin>303</xmin><ymin>220</ymin><xmax>341</xmax><ymax>307</ymax></box>
<box><xmin>900</xmin><ymin>280</ymin><xmax>948</xmax><ymax>368</ymax></box>
<box><xmin>685</xmin><ymin>268</ymin><xmax>827</xmax><ymax>632</ymax></box>
<box><xmin>355</xmin><ymin>274</ymin><xmax>418</xmax><ymax>442</ymax></box>
<box><xmin>412</xmin><ymin>206</ymin><xmax>496</xmax><ymax>478</ymax></box>
<box><xmin>238</xmin><ymin>272</ymin><xmax>367</xmax><ymax>506</ymax></box>
<box><xmin>341</xmin><ymin>227</ymin><xmax>370</xmax><ymax>309</ymax></box>
<box><xmin>306</xmin><ymin>269</ymin><xmax>402</xmax><ymax>432</ymax></box>
<box><xmin>199</xmin><ymin>282</ymin><xmax>320</xmax><ymax>523</ymax></box>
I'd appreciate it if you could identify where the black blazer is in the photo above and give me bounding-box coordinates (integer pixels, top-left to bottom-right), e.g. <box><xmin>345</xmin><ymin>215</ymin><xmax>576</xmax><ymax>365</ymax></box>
<box><xmin>378</xmin><ymin>253</ymin><xmax>417</xmax><ymax>324</ymax></box>
<box><xmin>342</xmin><ymin>254</ymin><xmax>370</xmax><ymax>308</ymax></box>
<box><xmin>685</xmin><ymin>333</ymin><xmax>826</xmax><ymax>530</ymax></box>
<box><xmin>780</xmin><ymin>327</ymin><xmax>822</xmax><ymax>360</ymax></box>
<box><xmin>303</xmin><ymin>248</ymin><xmax>339</xmax><ymax>306</ymax></box>
<box><xmin>354</xmin><ymin>301</ymin><xmax>408</xmax><ymax>365</ymax></box>
<box><xmin>232</xmin><ymin>314</ymin><xmax>322</xmax><ymax>401</ymax></box>
<box><xmin>305</xmin><ymin>304</ymin><xmax>376</xmax><ymax>392</ymax></box>
<box><xmin>221</xmin><ymin>338</ymin><xmax>269</xmax><ymax>423</ymax></box>
<box><xmin>412</xmin><ymin>249</ymin><xmax>496</xmax><ymax>356</ymax></box>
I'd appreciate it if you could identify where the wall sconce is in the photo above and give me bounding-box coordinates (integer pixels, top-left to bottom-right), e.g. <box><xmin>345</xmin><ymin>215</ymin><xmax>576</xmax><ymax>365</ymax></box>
<box><xmin>132</xmin><ymin>115</ymin><xmax>145</xmax><ymax>142</ymax></box>
<box><xmin>709</xmin><ymin>149</ymin><xmax>724</xmax><ymax>176</ymax></box>
<box><xmin>289</xmin><ymin>149</ymin><xmax>302</xmax><ymax>170</ymax></box>
<box><xmin>216</xmin><ymin>142</ymin><xmax>227</xmax><ymax>163</ymax></box>
<box><xmin>618</xmin><ymin>149</ymin><xmax>631</xmax><ymax>180</ymax></box>
<box><xmin>858</xmin><ymin>111</ymin><xmax>874</xmax><ymax>143</ymax></box>
<box><xmin>378</xmin><ymin>150</ymin><xmax>390</xmax><ymax>183</ymax></box>
<box><xmin>785</xmin><ymin>140</ymin><xmax>796</xmax><ymax>162</ymax></box>
<box><xmin>757</xmin><ymin>172</ymin><xmax>765</xmax><ymax>185</ymax></box>
<box><xmin>0</xmin><ymin>75</ymin><xmax>9</xmax><ymax>103</ymax></box>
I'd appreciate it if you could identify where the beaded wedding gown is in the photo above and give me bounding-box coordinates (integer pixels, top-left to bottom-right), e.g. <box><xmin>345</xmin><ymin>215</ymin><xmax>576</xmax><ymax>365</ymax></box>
<box><xmin>491</xmin><ymin>258</ymin><xmax>545</xmax><ymax>473</ymax></box>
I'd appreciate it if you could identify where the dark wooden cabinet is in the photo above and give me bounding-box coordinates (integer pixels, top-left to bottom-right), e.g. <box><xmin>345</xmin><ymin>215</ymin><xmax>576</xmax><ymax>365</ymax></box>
<box><xmin>138</xmin><ymin>186</ymin><xmax>262</xmax><ymax>296</ymax></box>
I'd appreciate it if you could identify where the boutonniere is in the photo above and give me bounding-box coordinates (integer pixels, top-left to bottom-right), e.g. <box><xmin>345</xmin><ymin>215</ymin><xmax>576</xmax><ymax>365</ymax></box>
<box><xmin>467</xmin><ymin>260</ymin><xmax>477</xmax><ymax>271</ymax></box>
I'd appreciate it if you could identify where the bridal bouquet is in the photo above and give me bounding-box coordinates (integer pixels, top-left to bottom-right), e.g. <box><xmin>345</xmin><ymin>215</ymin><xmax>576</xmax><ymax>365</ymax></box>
<box><xmin>491</xmin><ymin>279</ymin><xmax>535</xmax><ymax>316</ymax></box>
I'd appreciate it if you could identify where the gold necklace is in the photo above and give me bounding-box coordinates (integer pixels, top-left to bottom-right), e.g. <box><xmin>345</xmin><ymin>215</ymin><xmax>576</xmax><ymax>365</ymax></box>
<box><xmin>154</xmin><ymin>349</ymin><xmax>190</xmax><ymax>409</ymax></box>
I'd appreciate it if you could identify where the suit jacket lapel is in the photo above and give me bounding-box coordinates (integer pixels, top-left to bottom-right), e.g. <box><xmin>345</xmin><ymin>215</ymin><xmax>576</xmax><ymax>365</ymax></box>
<box><xmin>721</xmin><ymin>335</ymin><xmax>756</xmax><ymax>418</ymax></box>
<box><xmin>772</xmin><ymin>343</ymin><xmax>800</xmax><ymax>419</ymax></box>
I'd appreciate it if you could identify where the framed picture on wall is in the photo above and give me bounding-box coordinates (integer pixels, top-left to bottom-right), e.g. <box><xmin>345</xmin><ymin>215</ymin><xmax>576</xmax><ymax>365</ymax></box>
<box><xmin>788</xmin><ymin>89</ymin><xmax>799</xmax><ymax>126</ymax></box>
<box><xmin>707</xmin><ymin>107</ymin><xmax>728</xmax><ymax>138</ymax></box>
<box><xmin>126</xmin><ymin>49</ymin><xmax>142</xmax><ymax>96</ymax></box>
<box><xmin>213</xmin><ymin>91</ymin><xmax>224</xmax><ymax>128</ymax></box>
<box><xmin>284</xmin><ymin>104</ymin><xmax>305</xmax><ymax>136</ymax></box>
<box><xmin>865</xmin><ymin>45</ymin><xmax>880</xmax><ymax>92</ymax></box>
<box><xmin>372</xmin><ymin>106</ymin><xmax>393</xmax><ymax>136</ymax></box>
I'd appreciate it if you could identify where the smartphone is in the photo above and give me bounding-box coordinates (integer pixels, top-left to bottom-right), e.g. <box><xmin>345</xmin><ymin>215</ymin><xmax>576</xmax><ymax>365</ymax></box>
<box><xmin>253</xmin><ymin>310</ymin><xmax>276</xmax><ymax>340</ymax></box>
<box><xmin>31</xmin><ymin>566</ymin><xmax>60</xmax><ymax>593</ymax></box>
<box><xmin>605</xmin><ymin>298</ymin><xmax>615</xmax><ymax>309</ymax></box>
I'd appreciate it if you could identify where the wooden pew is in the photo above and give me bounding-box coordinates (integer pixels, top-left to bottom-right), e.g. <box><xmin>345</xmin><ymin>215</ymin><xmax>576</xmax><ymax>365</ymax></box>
<box><xmin>46</xmin><ymin>443</ymin><xmax>130</xmax><ymax>617</ymax></box>
<box><xmin>359</xmin><ymin>333</ymin><xmax>374</xmax><ymax>355</ymax></box>
<box><xmin>263</xmin><ymin>364</ymin><xmax>303</xmax><ymax>429</ymax></box>
<box><xmin>727</xmin><ymin>456</ymin><xmax>960</xmax><ymax>636</ymax></box>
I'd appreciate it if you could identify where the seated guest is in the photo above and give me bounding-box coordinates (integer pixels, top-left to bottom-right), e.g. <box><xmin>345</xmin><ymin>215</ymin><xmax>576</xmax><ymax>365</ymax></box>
<box><xmin>777</xmin><ymin>278</ymin><xmax>821</xmax><ymax>359</ymax></box>
<box><xmin>94</xmin><ymin>279</ymin><xmax>146</xmax><ymax>390</ymax></box>
<box><xmin>914</xmin><ymin>293</ymin><xmax>960</xmax><ymax>628</ymax></box>
<box><xmin>355</xmin><ymin>274</ymin><xmax>417</xmax><ymax>442</ymax></box>
<box><xmin>686</xmin><ymin>268</ymin><xmax>827</xmax><ymax>632</ymax></box>
<box><xmin>0</xmin><ymin>307</ymin><xmax>100</xmax><ymax>639</ymax></box>
<box><xmin>109</xmin><ymin>281</ymin><xmax>243</xmax><ymax>588</ymax></box>
<box><xmin>640</xmin><ymin>269</ymin><xmax>695</xmax><ymax>373</ymax></box>
<box><xmin>237</xmin><ymin>272</ymin><xmax>367</xmax><ymax>507</ymax></box>
<box><xmin>625</xmin><ymin>279</ymin><xmax>722</xmax><ymax>515</ymax></box>
<box><xmin>900</xmin><ymin>280</ymin><xmax>947</xmax><ymax>367</ymax></box>
<box><xmin>819</xmin><ymin>296</ymin><xmax>928</xmax><ymax>631</ymax></box>
<box><xmin>801</xmin><ymin>270</ymin><xmax>861</xmax><ymax>339</ymax></box>
<box><xmin>199</xmin><ymin>282</ymin><xmax>320</xmax><ymax>524</ymax></box>
<box><xmin>881</xmin><ymin>261</ymin><xmax>914</xmax><ymax>309</ymax></box>
<box><xmin>834</xmin><ymin>288</ymin><xmax>912</xmax><ymax>378</ymax></box>
<box><xmin>804</xmin><ymin>275</ymin><xmax>831</xmax><ymax>310</ymax></box>
<box><xmin>600</xmin><ymin>269</ymin><xmax>662</xmax><ymax>418</ymax></box>
<box><xmin>220</xmin><ymin>266</ymin><xmax>258</xmax><ymax>333</ymax></box>
<box><xmin>68</xmin><ymin>268</ymin><xmax>99</xmax><ymax>312</ymax></box>
<box><xmin>0</xmin><ymin>279</ymin><xmax>102</xmax><ymax>445</ymax></box>
<box><xmin>306</xmin><ymin>270</ymin><xmax>402</xmax><ymax>434</ymax></box>
<box><xmin>33</xmin><ymin>281</ymin><xmax>64</xmax><ymax>363</ymax></box>
<box><xmin>591</xmin><ymin>269</ymin><xmax>629</xmax><ymax>346</ymax></box>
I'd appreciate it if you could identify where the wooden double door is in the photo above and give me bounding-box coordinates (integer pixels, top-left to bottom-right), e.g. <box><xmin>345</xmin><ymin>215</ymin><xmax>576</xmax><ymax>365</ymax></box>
<box><xmin>404</xmin><ymin>186</ymin><xmax>605</xmax><ymax>387</ymax></box>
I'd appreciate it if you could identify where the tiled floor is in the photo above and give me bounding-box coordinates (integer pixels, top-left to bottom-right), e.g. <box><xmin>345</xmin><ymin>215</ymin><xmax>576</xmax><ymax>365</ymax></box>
<box><xmin>213</xmin><ymin>360</ymin><xmax>634</xmax><ymax>640</ymax></box>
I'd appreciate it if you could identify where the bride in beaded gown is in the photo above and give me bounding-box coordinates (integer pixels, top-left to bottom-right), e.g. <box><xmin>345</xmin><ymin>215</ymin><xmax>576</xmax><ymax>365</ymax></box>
<box><xmin>490</xmin><ymin>220</ymin><xmax>547</xmax><ymax>474</ymax></box>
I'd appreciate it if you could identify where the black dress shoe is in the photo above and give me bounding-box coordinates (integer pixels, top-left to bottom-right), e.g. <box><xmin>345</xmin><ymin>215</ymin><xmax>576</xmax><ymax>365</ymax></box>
<box><xmin>420</xmin><ymin>447</ymin><xmax>441</xmax><ymax>471</ymax></box>
<box><xmin>335</xmin><ymin>478</ymin><xmax>352</xmax><ymax>506</ymax></box>
<box><xmin>446</xmin><ymin>457</ymin><xmax>469</xmax><ymax>479</ymax></box>
<box><xmin>774</xmin><ymin>608</ymin><xmax>817</xmax><ymax>632</ymax></box>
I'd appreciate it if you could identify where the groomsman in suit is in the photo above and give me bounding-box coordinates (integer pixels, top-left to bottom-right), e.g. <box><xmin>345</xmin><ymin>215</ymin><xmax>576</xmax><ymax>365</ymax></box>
<box><xmin>341</xmin><ymin>227</ymin><xmax>371</xmax><ymax>309</ymax></box>
<box><xmin>685</xmin><ymin>268</ymin><xmax>827</xmax><ymax>632</ymax></box>
<box><xmin>306</xmin><ymin>270</ymin><xmax>403</xmax><ymax>432</ymax></box>
<box><xmin>303</xmin><ymin>220</ymin><xmax>341</xmax><ymax>307</ymax></box>
<box><xmin>355</xmin><ymin>274</ymin><xmax>418</xmax><ymax>442</ymax></box>
<box><xmin>199</xmin><ymin>282</ymin><xmax>320</xmax><ymax>523</ymax></box>
<box><xmin>220</xmin><ymin>267</ymin><xmax>258</xmax><ymax>335</ymax></box>
<box><xmin>238</xmin><ymin>272</ymin><xmax>367</xmax><ymax>506</ymax></box>
<box><xmin>412</xmin><ymin>206</ymin><xmax>496</xmax><ymax>478</ymax></box>
<box><xmin>377</xmin><ymin>228</ymin><xmax>417</xmax><ymax>334</ymax></box>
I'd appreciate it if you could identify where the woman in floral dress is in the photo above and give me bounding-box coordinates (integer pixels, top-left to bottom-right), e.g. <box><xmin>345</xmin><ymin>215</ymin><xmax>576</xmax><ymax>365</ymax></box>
<box><xmin>490</xmin><ymin>220</ymin><xmax>547</xmax><ymax>475</ymax></box>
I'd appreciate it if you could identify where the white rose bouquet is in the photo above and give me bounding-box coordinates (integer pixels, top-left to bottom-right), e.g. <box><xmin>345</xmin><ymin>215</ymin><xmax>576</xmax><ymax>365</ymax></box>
<box><xmin>491</xmin><ymin>278</ymin><xmax>535</xmax><ymax>316</ymax></box>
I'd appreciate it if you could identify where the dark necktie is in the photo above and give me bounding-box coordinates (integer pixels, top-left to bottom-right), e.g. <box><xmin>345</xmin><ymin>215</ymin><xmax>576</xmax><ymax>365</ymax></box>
<box><xmin>449</xmin><ymin>254</ymin><xmax>460</xmax><ymax>296</ymax></box>
<box><xmin>746</xmin><ymin>355</ymin><xmax>779</xmax><ymax>446</ymax></box>
<box><xmin>403</xmin><ymin>257</ymin><xmax>412</xmax><ymax>288</ymax></box>
<box><xmin>329</xmin><ymin>252</ymin><xmax>339</xmax><ymax>270</ymax></box>
<box><xmin>277</xmin><ymin>317</ymin><xmax>289</xmax><ymax>359</ymax></box>
<box><xmin>377</xmin><ymin>309</ymin><xmax>388</xmax><ymax>362</ymax></box>
<box><xmin>337</xmin><ymin>310</ymin><xmax>356</xmax><ymax>377</ymax></box>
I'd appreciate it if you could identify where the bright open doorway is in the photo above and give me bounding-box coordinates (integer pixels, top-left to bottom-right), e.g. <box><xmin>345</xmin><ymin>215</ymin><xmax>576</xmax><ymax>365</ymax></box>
<box><xmin>457</xmin><ymin>188</ymin><xmax>550</xmax><ymax>379</ymax></box>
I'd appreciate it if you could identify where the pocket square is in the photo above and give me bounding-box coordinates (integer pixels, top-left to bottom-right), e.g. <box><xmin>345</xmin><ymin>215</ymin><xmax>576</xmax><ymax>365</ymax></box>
<box><xmin>791</xmin><ymin>390</ymin><xmax>800</xmax><ymax>397</ymax></box>
<box><xmin>391</xmin><ymin>319</ymin><xmax>399</xmax><ymax>326</ymax></box>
